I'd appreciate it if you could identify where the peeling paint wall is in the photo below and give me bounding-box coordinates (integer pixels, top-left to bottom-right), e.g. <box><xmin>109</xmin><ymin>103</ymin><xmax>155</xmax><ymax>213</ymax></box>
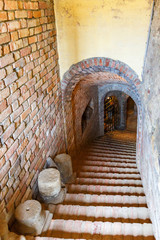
<box><xmin>54</xmin><ymin>0</ymin><xmax>153</xmax><ymax>79</ymax></box>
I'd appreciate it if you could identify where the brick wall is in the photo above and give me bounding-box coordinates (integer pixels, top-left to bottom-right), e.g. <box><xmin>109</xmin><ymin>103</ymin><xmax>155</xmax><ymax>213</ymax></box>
<box><xmin>72</xmin><ymin>81</ymin><xmax>99</xmax><ymax>150</ymax></box>
<box><xmin>0</xmin><ymin>0</ymin><xmax>65</xmax><ymax>220</ymax></box>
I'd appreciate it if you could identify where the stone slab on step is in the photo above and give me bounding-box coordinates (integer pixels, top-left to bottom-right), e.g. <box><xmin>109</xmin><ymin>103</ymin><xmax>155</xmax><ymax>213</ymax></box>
<box><xmin>75</xmin><ymin>177</ymin><xmax>142</xmax><ymax>186</ymax></box>
<box><xmin>54</xmin><ymin>204</ymin><xmax>149</xmax><ymax>220</ymax></box>
<box><xmin>78</xmin><ymin>172</ymin><xmax>141</xmax><ymax>179</ymax></box>
<box><xmin>38</xmin><ymin>169</ymin><xmax>61</xmax><ymax>197</ymax></box>
<box><xmin>44</xmin><ymin>219</ymin><xmax>153</xmax><ymax>237</ymax></box>
<box><xmin>80</xmin><ymin>166</ymin><xmax>139</xmax><ymax>173</ymax></box>
<box><xmin>68</xmin><ymin>184</ymin><xmax>144</xmax><ymax>195</ymax></box>
<box><xmin>81</xmin><ymin>160</ymin><xmax>137</xmax><ymax>168</ymax></box>
<box><xmin>64</xmin><ymin>193</ymin><xmax>146</xmax><ymax>206</ymax></box>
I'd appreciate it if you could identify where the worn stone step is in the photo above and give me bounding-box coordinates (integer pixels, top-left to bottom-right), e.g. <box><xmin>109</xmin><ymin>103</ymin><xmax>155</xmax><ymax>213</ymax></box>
<box><xmin>68</xmin><ymin>184</ymin><xmax>144</xmax><ymax>195</ymax></box>
<box><xmin>36</xmin><ymin>237</ymin><xmax>155</xmax><ymax>240</ymax></box>
<box><xmin>42</xmin><ymin>219</ymin><xmax>153</xmax><ymax>237</ymax></box>
<box><xmin>88</xmin><ymin>145</ymin><xmax>136</xmax><ymax>153</ymax></box>
<box><xmin>93</xmin><ymin>139</ymin><xmax>136</xmax><ymax>148</ymax></box>
<box><xmin>78</xmin><ymin>172</ymin><xmax>141</xmax><ymax>179</ymax></box>
<box><xmin>64</xmin><ymin>193</ymin><xmax>147</xmax><ymax>207</ymax></box>
<box><xmin>79</xmin><ymin>166</ymin><xmax>139</xmax><ymax>174</ymax></box>
<box><xmin>85</xmin><ymin>155</ymin><xmax>137</xmax><ymax>163</ymax></box>
<box><xmin>75</xmin><ymin>177</ymin><xmax>142</xmax><ymax>186</ymax></box>
<box><xmin>85</xmin><ymin>152</ymin><xmax>136</xmax><ymax>159</ymax></box>
<box><xmin>86</xmin><ymin>149</ymin><xmax>136</xmax><ymax>156</ymax></box>
<box><xmin>81</xmin><ymin>160</ymin><xmax>137</xmax><ymax>168</ymax></box>
<box><xmin>54</xmin><ymin>205</ymin><xmax>150</xmax><ymax>222</ymax></box>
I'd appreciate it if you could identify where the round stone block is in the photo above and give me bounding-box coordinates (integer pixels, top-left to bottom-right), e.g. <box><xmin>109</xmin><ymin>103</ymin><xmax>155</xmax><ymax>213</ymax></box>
<box><xmin>54</xmin><ymin>153</ymin><xmax>73</xmax><ymax>182</ymax></box>
<box><xmin>15</xmin><ymin>200</ymin><xmax>45</xmax><ymax>235</ymax></box>
<box><xmin>38</xmin><ymin>168</ymin><xmax>61</xmax><ymax>197</ymax></box>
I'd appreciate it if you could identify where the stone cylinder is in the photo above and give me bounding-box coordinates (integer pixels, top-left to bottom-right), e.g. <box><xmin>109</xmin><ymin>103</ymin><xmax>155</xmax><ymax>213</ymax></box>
<box><xmin>15</xmin><ymin>200</ymin><xmax>45</xmax><ymax>235</ymax></box>
<box><xmin>38</xmin><ymin>168</ymin><xmax>61</xmax><ymax>197</ymax></box>
<box><xmin>54</xmin><ymin>153</ymin><xmax>73</xmax><ymax>182</ymax></box>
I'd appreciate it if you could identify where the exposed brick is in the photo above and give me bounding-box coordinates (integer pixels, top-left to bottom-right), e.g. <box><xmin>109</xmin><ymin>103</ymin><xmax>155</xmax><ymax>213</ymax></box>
<box><xmin>0</xmin><ymin>87</ymin><xmax>10</xmax><ymax>101</ymax></box>
<box><xmin>10</xmin><ymin>31</ymin><xmax>18</xmax><ymax>41</ymax></box>
<box><xmin>0</xmin><ymin>161</ymin><xmax>10</xmax><ymax>181</ymax></box>
<box><xmin>0</xmin><ymin>53</ymin><xmax>14</xmax><ymax>68</ymax></box>
<box><xmin>13</xmin><ymin>122</ymin><xmax>25</xmax><ymax>139</ymax></box>
<box><xmin>4</xmin><ymin>0</ymin><xmax>18</xmax><ymax>10</ymax></box>
<box><xmin>24</xmin><ymin>62</ymin><xmax>34</xmax><ymax>73</ymax></box>
<box><xmin>9</xmin><ymin>39</ymin><xmax>23</xmax><ymax>51</ymax></box>
<box><xmin>10</xmin><ymin>106</ymin><xmax>23</xmax><ymax>121</ymax></box>
<box><xmin>3</xmin><ymin>44</ymin><xmax>10</xmax><ymax>55</ymax></box>
<box><xmin>5</xmin><ymin>140</ymin><xmax>18</xmax><ymax>161</ymax></box>
<box><xmin>0</xmin><ymin>105</ymin><xmax>11</xmax><ymax>123</ymax></box>
<box><xmin>15</xmin><ymin>10</ymin><xmax>28</xmax><ymax>19</ymax></box>
<box><xmin>39</xmin><ymin>1</ymin><xmax>48</xmax><ymax>9</ymax></box>
<box><xmin>33</xmin><ymin>10</ymin><xmax>41</xmax><ymax>18</ymax></box>
<box><xmin>27</xmin><ymin>19</ymin><xmax>39</xmax><ymax>28</ymax></box>
<box><xmin>18</xmin><ymin>28</ymin><xmax>29</xmax><ymax>38</ymax></box>
<box><xmin>7</xmin><ymin>20</ymin><xmax>20</xmax><ymax>32</ymax></box>
<box><xmin>35</xmin><ymin>26</ymin><xmax>42</xmax><ymax>34</ymax></box>
<box><xmin>24</xmin><ymin>2</ymin><xmax>38</xmax><ymax>10</ymax></box>
<box><xmin>0</xmin><ymin>23</ymin><xmax>7</xmax><ymax>34</ymax></box>
<box><xmin>0</xmin><ymin>11</ymin><xmax>7</xmax><ymax>21</ymax></box>
<box><xmin>0</xmin><ymin>69</ymin><xmax>6</xmax><ymax>80</ymax></box>
<box><xmin>0</xmin><ymin>1</ymin><xmax>3</xmax><ymax>10</ymax></box>
<box><xmin>0</xmin><ymin>33</ymin><xmax>10</xmax><ymax>45</ymax></box>
<box><xmin>4</xmin><ymin>72</ymin><xmax>18</xmax><ymax>86</ymax></box>
<box><xmin>0</xmin><ymin>99</ymin><xmax>7</xmax><ymax>114</ymax></box>
<box><xmin>29</xmin><ymin>36</ymin><xmax>37</xmax><ymax>44</ymax></box>
<box><xmin>20</xmin><ymin>46</ymin><xmax>31</xmax><ymax>57</ymax></box>
<box><xmin>20</xmin><ymin>107</ymin><xmax>31</xmax><ymax>121</ymax></box>
<box><xmin>1</xmin><ymin>123</ymin><xmax>15</xmax><ymax>143</ymax></box>
<box><xmin>7</xmin><ymin>89</ymin><xmax>20</xmax><ymax>105</ymax></box>
<box><xmin>8</xmin><ymin>12</ymin><xmax>15</xmax><ymax>21</ymax></box>
<box><xmin>16</xmin><ymin>75</ymin><xmax>27</xmax><ymax>88</ymax></box>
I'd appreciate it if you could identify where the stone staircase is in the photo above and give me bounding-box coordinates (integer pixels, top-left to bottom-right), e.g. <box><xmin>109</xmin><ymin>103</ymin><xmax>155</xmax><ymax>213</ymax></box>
<box><xmin>34</xmin><ymin>135</ymin><xmax>155</xmax><ymax>240</ymax></box>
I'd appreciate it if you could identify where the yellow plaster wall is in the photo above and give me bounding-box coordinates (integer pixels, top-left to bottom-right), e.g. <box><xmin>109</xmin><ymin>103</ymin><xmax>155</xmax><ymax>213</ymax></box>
<box><xmin>54</xmin><ymin>0</ymin><xmax>153</xmax><ymax>79</ymax></box>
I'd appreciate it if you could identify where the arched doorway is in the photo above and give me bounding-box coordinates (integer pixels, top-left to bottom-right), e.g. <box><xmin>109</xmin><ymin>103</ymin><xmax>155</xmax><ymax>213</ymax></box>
<box><xmin>62</xmin><ymin>57</ymin><xmax>142</xmax><ymax>168</ymax></box>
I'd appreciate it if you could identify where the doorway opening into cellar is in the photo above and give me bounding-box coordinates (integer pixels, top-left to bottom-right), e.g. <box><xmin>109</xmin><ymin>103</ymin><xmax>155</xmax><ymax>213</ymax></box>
<box><xmin>104</xmin><ymin>95</ymin><xmax>119</xmax><ymax>133</ymax></box>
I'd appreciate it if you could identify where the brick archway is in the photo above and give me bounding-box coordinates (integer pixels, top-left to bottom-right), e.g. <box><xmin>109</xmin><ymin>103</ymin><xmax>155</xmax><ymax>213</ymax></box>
<box><xmin>62</xmin><ymin>57</ymin><xmax>141</xmax><ymax>101</ymax></box>
<box><xmin>62</xmin><ymin>57</ymin><xmax>142</xmax><ymax>169</ymax></box>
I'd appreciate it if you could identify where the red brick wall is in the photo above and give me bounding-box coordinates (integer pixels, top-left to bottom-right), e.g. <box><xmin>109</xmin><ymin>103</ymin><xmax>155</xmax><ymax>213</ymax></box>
<box><xmin>0</xmin><ymin>0</ymin><xmax>65</xmax><ymax>220</ymax></box>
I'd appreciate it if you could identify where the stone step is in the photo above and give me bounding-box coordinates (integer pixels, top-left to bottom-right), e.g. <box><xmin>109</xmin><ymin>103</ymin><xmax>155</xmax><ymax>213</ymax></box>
<box><xmin>85</xmin><ymin>155</ymin><xmax>137</xmax><ymax>163</ymax></box>
<box><xmin>64</xmin><ymin>193</ymin><xmax>147</xmax><ymax>207</ymax></box>
<box><xmin>68</xmin><ymin>184</ymin><xmax>144</xmax><ymax>195</ymax></box>
<box><xmin>88</xmin><ymin>145</ymin><xmax>136</xmax><ymax>153</ymax></box>
<box><xmin>75</xmin><ymin>177</ymin><xmax>142</xmax><ymax>186</ymax></box>
<box><xmin>78</xmin><ymin>171</ymin><xmax>141</xmax><ymax>179</ymax></box>
<box><xmin>42</xmin><ymin>219</ymin><xmax>153</xmax><ymax>237</ymax></box>
<box><xmin>54</xmin><ymin>205</ymin><xmax>150</xmax><ymax>222</ymax></box>
<box><xmin>36</xmin><ymin>237</ymin><xmax>155</xmax><ymax>240</ymax></box>
<box><xmin>93</xmin><ymin>139</ymin><xmax>136</xmax><ymax>148</ymax></box>
<box><xmin>86</xmin><ymin>148</ymin><xmax>136</xmax><ymax>156</ymax></box>
<box><xmin>85</xmin><ymin>152</ymin><xmax>136</xmax><ymax>159</ymax></box>
<box><xmin>81</xmin><ymin>160</ymin><xmax>137</xmax><ymax>168</ymax></box>
<box><xmin>79</xmin><ymin>166</ymin><xmax>139</xmax><ymax>174</ymax></box>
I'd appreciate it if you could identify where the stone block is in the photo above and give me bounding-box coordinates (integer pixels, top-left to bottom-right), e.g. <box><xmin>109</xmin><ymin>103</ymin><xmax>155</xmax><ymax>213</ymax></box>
<box><xmin>54</xmin><ymin>153</ymin><xmax>73</xmax><ymax>183</ymax></box>
<box><xmin>15</xmin><ymin>200</ymin><xmax>45</xmax><ymax>235</ymax></box>
<box><xmin>38</xmin><ymin>168</ymin><xmax>61</xmax><ymax>197</ymax></box>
